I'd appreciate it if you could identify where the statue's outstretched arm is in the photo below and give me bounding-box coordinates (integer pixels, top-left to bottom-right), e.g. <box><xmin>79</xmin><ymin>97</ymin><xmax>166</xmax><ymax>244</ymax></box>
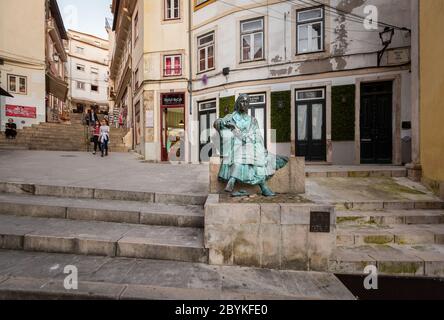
<box><xmin>214</xmin><ymin>115</ymin><xmax>236</xmax><ymax>132</ymax></box>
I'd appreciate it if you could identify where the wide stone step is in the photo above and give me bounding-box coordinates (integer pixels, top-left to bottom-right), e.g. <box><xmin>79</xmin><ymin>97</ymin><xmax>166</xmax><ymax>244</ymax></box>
<box><xmin>0</xmin><ymin>144</ymin><xmax>29</xmax><ymax>150</ymax></box>
<box><xmin>0</xmin><ymin>181</ymin><xmax>207</xmax><ymax>206</ymax></box>
<box><xmin>306</xmin><ymin>166</ymin><xmax>407</xmax><ymax>178</ymax></box>
<box><xmin>337</xmin><ymin>224</ymin><xmax>444</xmax><ymax>246</ymax></box>
<box><xmin>337</xmin><ymin>209</ymin><xmax>444</xmax><ymax>226</ymax></box>
<box><xmin>0</xmin><ymin>143</ymin><xmax>85</xmax><ymax>151</ymax></box>
<box><xmin>0</xmin><ymin>193</ymin><xmax>204</xmax><ymax>228</ymax></box>
<box><xmin>334</xmin><ymin>200</ymin><xmax>444</xmax><ymax>211</ymax></box>
<box><xmin>0</xmin><ymin>250</ymin><xmax>354</xmax><ymax>300</ymax></box>
<box><xmin>0</xmin><ymin>215</ymin><xmax>208</xmax><ymax>263</ymax></box>
<box><xmin>331</xmin><ymin>244</ymin><xmax>444</xmax><ymax>277</ymax></box>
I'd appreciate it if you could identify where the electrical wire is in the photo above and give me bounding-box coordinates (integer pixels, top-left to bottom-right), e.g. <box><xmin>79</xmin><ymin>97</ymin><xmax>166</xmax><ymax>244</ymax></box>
<box><xmin>216</xmin><ymin>0</ymin><xmax>386</xmax><ymax>47</ymax></box>
<box><xmin>219</xmin><ymin>0</ymin><xmax>410</xmax><ymax>33</ymax></box>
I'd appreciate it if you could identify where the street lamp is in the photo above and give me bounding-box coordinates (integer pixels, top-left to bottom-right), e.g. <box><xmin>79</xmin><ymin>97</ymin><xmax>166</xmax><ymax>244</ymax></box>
<box><xmin>378</xmin><ymin>27</ymin><xmax>395</xmax><ymax>67</ymax></box>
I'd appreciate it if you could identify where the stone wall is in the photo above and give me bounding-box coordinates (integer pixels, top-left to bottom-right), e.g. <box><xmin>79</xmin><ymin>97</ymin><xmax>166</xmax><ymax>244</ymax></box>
<box><xmin>204</xmin><ymin>195</ymin><xmax>336</xmax><ymax>272</ymax></box>
<box><xmin>209</xmin><ymin>156</ymin><xmax>305</xmax><ymax>194</ymax></box>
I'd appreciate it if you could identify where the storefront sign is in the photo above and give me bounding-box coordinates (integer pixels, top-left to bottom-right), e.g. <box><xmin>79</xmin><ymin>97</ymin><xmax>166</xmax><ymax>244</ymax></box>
<box><xmin>162</xmin><ymin>93</ymin><xmax>185</xmax><ymax>106</ymax></box>
<box><xmin>5</xmin><ymin>105</ymin><xmax>37</xmax><ymax>119</ymax></box>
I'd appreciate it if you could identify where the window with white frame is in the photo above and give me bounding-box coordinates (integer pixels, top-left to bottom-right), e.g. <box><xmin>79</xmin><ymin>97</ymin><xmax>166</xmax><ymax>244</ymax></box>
<box><xmin>91</xmin><ymin>67</ymin><xmax>99</xmax><ymax>75</ymax></box>
<box><xmin>76</xmin><ymin>64</ymin><xmax>85</xmax><ymax>72</ymax></box>
<box><xmin>76</xmin><ymin>46</ymin><xmax>85</xmax><ymax>54</ymax></box>
<box><xmin>165</xmin><ymin>0</ymin><xmax>180</xmax><ymax>20</ymax></box>
<box><xmin>296</xmin><ymin>7</ymin><xmax>324</xmax><ymax>54</ymax></box>
<box><xmin>8</xmin><ymin>74</ymin><xmax>27</xmax><ymax>95</ymax></box>
<box><xmin>134</xmin><ymin>12</ymin><xmax>139</xmax><ymax>45</ymax></box>
<box><xmin>77</xmin><ymin>81</ymin><xmax>85</xmax><ymax>90</ymax></box>
<box><xmin>164</xmin><ymin>55</ymin><xmax>182</xmax><ymax>76</ymax></box>
<box><xmin>197</xmin><ymin>32</ymin><xmax>215</xmax><ymax>73</ymax></box>
<box><xmin>134</xmin><ymin>68</ymin><xmax>139</xmax><ymax>89</ymax></box>
<box><xmin>240</xmin><ymin>18</ymin><xmax>264</xmax><ymax>62</ymax></box>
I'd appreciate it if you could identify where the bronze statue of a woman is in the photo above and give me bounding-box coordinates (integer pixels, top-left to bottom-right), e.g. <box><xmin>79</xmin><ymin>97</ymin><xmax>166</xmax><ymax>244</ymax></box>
<box><xmin>214</xmin><ymin>94</ymin><xmax>288</xmax><ymax>197</ymax></box>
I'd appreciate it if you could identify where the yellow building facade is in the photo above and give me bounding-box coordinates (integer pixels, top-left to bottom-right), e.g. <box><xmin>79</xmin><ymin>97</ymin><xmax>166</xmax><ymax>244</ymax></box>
<box><xmin>420</xmin><ymin>0</ymin><xmax>444</xmax><ymax>198</ymax></box>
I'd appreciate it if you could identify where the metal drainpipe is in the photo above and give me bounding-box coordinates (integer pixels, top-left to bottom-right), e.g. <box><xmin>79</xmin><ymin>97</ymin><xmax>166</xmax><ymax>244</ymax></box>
<box><xmin>188</xmin><ymin>0</ymin><xmax>193</xmax><ymax>164</ymax></box>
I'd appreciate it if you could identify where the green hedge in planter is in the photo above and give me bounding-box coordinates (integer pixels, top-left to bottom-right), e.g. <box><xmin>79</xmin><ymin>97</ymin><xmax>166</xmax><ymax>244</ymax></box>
<box><xmin>219</xmin><ymin>96</ymin><xmax>235</xmax><ymax>118</ymax></box>
<box><xmin>332</xmin><ymin>85</ymin><xmax>355</xmax><ymax>141</ymax></box>
<box><xmin>271</xmin><ymin>91</ymin><xmax>292</xmax><ymax>143</ymax></box>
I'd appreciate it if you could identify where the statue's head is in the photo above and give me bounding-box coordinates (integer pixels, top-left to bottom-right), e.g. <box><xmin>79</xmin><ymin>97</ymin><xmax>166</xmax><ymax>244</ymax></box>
<box><xmin>234</xmin><ymin>94</ymin><xmax>250</xmax><ymax>114</ymax></box>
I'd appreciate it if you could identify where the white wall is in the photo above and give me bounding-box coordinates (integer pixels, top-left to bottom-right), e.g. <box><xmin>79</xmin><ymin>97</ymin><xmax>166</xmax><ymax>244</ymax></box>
<box><xmin>67</xmin><ymin>35</ymin><xmax>110</xmax><ymax>107</ymax></box>
<box><xmin>0</xmin><ymin>63</ymin><xmax>46</xmax><ymax>131</ymax></box>
<box><xmin>68</xmin><ymin>56</ymin><xmax>109</xmax><ymax>105</ymax></box>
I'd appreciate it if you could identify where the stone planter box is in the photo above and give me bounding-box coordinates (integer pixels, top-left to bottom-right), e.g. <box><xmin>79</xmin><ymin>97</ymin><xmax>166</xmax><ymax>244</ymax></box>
<box><xmin>204</xmin><ymin>194</ymin><xmax>336</xmax><ymax>272</ymax></box>
<box><xmin>209</xmin><ymin>156</ymin><xmax>306</xmax><ymax>194</ymax></box>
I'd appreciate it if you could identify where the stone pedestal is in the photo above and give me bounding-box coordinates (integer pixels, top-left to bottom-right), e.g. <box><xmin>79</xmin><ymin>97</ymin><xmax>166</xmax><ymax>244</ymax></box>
<box><xmin>204</xmin><ymin>195</ymin><xmax>336</xmax><ymax>272</ymax></box>
<box><xmin>406</xmin><ymin>163</ymin><xmax>422</xmax><ymax>182</ymax></box>
<box><xmin>209</xmin><ymin>156</ymin><xmax>306</xmax><ymax>194</ymax></box>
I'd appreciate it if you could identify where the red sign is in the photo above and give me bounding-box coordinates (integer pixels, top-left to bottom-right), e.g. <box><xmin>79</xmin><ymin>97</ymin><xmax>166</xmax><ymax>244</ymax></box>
<box><xmin>5</xmin><ymin>105</ymin><xmax>37</xmax><ymax>119</ymax></box>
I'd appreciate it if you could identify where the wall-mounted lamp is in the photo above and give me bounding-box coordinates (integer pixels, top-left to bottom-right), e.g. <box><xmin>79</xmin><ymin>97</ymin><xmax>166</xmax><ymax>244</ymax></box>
<box><xmin>377</xmin><ymin>27</ymin><xmax>395</xmax><ymax>67</ymax></box>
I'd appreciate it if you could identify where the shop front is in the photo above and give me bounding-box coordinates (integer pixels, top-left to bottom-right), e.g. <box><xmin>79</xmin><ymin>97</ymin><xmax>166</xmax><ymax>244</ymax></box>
<box><xmin>160</xmin><ymin>93</ymin><xmax>186</xmax><ymax>162</ymax></box>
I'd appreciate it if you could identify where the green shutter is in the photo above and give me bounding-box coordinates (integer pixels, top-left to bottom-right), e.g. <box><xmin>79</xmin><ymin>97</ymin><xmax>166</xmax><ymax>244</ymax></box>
<box><xmin>219</xmin><ymin>96</ymin><xmax>236</xmax><ymax>118</ymax></box>
<box><xmin>332</xmin><ymin>85</ymin><xmax>355</xmax><ymax>141</ymax></box>
<box><xmin>271</xmin><ymin>91</ymin><xmax>291</xmax><ymax>143</ymax></box>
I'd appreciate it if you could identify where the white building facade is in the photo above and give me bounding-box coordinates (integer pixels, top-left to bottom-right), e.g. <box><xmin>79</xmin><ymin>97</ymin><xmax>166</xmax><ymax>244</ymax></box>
<box><xmin>0</xmin><ymin>0</ymin><xmax>68</xmax><ymax>130</ymax></box>
<box><xmin>190</xmin><ymin>0</ymin><xmax>413</xmax><ymax>166</ymax></box>
<box><xmin>67</xmin><ymin>30</ymin><xmax>110</xmax><ymax>115</ymax></box>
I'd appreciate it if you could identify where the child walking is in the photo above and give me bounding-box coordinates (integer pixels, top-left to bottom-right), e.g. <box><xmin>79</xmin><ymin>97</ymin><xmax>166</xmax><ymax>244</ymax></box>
<box><xmin>91</xmin><ymin>122</ymin><xmax>101</xmax><ymax>155</ymax></box>
<box><xmin>99</xmin><ymin>119</ymin><xmax>110</xmax><ymax>157</ymax></box>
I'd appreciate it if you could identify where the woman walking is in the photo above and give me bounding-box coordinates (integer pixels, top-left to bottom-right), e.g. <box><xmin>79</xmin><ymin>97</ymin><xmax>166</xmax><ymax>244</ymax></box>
<box><xmin>99</xmin><ymin>119</ymin><xmax>110</xmax><ymax>157</ymax></box>
<box><xmin>91</xmin><ymin>122</ymin><xmax>101</xmax><ymax>155</ymax></box>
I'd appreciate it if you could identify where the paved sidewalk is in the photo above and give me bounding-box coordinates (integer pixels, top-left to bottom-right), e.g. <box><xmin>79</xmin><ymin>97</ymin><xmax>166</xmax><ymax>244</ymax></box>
<box><xmin>0</xmin><ymin>150</ymin><xmax>208</xmax><ymax>195</ymax></box>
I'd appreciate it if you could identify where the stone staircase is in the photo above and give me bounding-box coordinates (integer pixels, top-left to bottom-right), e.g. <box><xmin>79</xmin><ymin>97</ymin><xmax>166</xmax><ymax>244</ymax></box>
<box><xmin>0</xmin><ymin>181</ymin><xmax>355</xmax><ymax>299</ymax></box>
<box><xmin>0</xmin><ymin>121</ymin><xmax>130</xmax><ymax>153</ymax></box>
<box><xmin>330</xmin><ymin>199</ymin><xmax>444</xmax><ymax>277</ymax></box>
<box><xmin>0</xmin><ymin>183</ymin><xmax>208</xmax><ymax>264</ymax></box>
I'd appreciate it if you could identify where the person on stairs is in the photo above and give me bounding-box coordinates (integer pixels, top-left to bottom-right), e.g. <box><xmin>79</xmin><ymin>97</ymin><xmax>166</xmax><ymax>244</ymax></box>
<box><xmin>99</xmin><ymin>119</ymin><xmax>110</xmax><ymax>157</ymax></box>
<box><xmin>89</xmin><ymin>108</ymin><xmax>100</xmax><ymax>127</ymax></box>
<box><xmin>5</xmin><ymin>118</ymin><xmax>17</xmax><ymax>140</ymax></box>
<box><xmin>91</xmin><ymin>122</ymin><xmax>101</xmax><ymax>155</ymax></box>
